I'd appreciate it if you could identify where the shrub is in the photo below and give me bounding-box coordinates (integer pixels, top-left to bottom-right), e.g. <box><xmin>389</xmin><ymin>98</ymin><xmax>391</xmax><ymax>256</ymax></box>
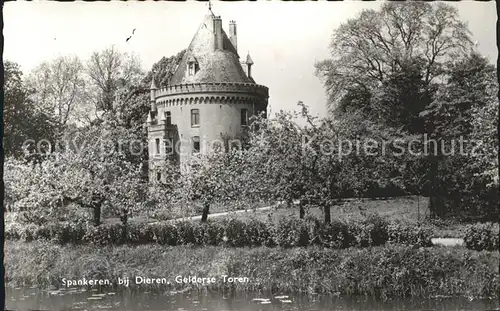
<box><xmin>364</xmin><ymin>214</ymin><xmax>389</xmax><ymax>246</ymax></box>
<box><xmin>19</xmin><ymin>223</ymin><xmax>38</xmax><ymax>242</ymax></box>
<box><xmin>83</xmin><ymin>223</ymin><xmax>125</xmax><ymax>246</ymax></box>
<box><xmin>274</xmin><ymin>218</ymin><xmax>309</xmax><ymax>248</ymax></box>
<box><xmin>244</xmin><ymin>218</ymin><xmax>274</xmax><ymax>247</ymax></box>
<box><xmin>224</xmin><ymin>218</ymin><xmax>248</xmax><ymax>247</ymax></box>
<box><xmin>346</xmin><ymin>215</ymin><xmax>389</xmax><ymax>248</ymax></box>
<box><xmin>189</xmin><ymin>221</ymin><xmax>224</xmax><ymax>246</ymax></box>
<box><xmin>304</xmin><ymin>216</ymin><xmax>323</xmax><ymax>245</ymax></box>
<box><xmin>347</xmin><ymin>221</ymin><xmax>372</xmax><ymax>247</ymax></box>
<box><xmin>5</xmin><ymin>214</ymin><xmax>448</xmax><ymax>250</ymax></box>
<box><xmin>387</xmin><ymin>222</ymin><xmax>433</xmax><ymax>247</ymax></box>
<box><xmin>151</xmin><ymin>222</ymin><xmax>179</xmax><ymax>245</ymax></box>
<box><xmin>126</xmin><ymin>223</ymin><xmax>155</xmax><ymax>244</ymax></box>
<box><xmin>48</xmin><ymin>222</ymin><xmax>86</xmax><ymax>244</ymax></box>
<box><xmin>318</xmin><ymin>220</ymin><xmax>351</xmax><ymax>249</ymax></box>
<box><xmin>203</xmin><ymin>221</ymin><xmax>225</xmax><ymax>246</ymax></box>
<box><xmin>464</xmin><ymin>222</ymin><xmax>499</xmax><ymax>251</ymax></box>
<box><xmin>5</xmin><ymin>222</ymin><xmax>22</xmax><ymax>240</ymax></box>
<box><xmin>174</xmin><ymin>221</ymin><xmax>195</xmax><ymax>245</ymax></box>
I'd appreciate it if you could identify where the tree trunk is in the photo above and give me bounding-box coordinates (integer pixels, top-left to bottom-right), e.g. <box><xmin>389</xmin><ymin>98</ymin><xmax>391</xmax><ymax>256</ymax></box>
<box><xmin>120</xmin><ymin>208</ymin><xmax>128</xmax><ymax>226</ymax></box>
<box><xmin>324</xmin><ymin>205</ymin><xmax>331</xmax><ymax>224</ymax></box>
<box><xmin>427</xmin><ymin>155</ymin><xmax>441</xmax><ymax>218</ymax></box>
<box><xmin>299</xmin><ymin>200</ymin><xmax>305</xmax><ymax>219</ymax></box>
<box><xmin>417</xmin><ymin>195</ymin><xmax>420</xmax><ymax>222</ymax></box>
<box><xmin>93</xmin><ymin>205</ymin><xmax>101</xmax><ymax>226</ymax></box>
<box><xmin>120</xmin><ymin>208</ymin><xmax>128</xmax><ymax>243</ymax></box>
<box><xmin>201</xmin><ymin>202</ymin><xmax>210</xmax><ymax>222</ymax></box>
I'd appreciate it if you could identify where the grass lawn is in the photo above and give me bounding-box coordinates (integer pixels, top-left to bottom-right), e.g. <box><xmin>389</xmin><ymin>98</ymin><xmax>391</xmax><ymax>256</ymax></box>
<box><xmin>216</xmin><ymin>196</ymin><xmax>430</xmax><ymax>222</ymax></box>
<box><xmin>104</xmin><ymin>196</ymin><xmax>466</xmax><ymax>238</ymax></box>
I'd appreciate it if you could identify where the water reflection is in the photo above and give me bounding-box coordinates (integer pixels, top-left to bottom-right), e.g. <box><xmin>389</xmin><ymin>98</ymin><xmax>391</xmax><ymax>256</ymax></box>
<box><xmin>6</xmin><ymin>287</ymin><xmax>499</xmax><ymax>311</ymax></box>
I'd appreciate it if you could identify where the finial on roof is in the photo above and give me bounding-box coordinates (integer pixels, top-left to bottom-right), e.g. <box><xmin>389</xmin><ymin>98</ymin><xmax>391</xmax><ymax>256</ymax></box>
<box><xmin>208</xmin><ymin>0</ymin><xmax>212</xmax><ymax>11</ymax></box>
<box><xmin>150</xmin><ymin>76</ymin><xmax>158</xmax><ymax>90</ymax></box>
<box><xmin>246</xmin><ymin>51</ymin><xmax>254</xmax><ymax>65</ymax></box>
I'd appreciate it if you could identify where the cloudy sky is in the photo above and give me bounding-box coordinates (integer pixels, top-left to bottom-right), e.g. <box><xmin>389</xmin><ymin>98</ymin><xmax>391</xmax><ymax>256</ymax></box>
<box><xmin>4</xmin><ymin>1</ymin><xmax>497</xmax><ymax>118</ymax></box>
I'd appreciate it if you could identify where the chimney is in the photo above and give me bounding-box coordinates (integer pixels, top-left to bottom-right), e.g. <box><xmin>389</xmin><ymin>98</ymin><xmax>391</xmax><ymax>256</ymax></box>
<box><xmin>241</xmin><ymin>62</ymin><xmax>248</xmax><ymax>77</ymax></box>
<box><xmin>246</xmin><ymin>52</ymin><xmax>254</xmax><ymax>79</ymax></box>
<box><xmin>229</xmin><ymin>20</ymin><xmax>237</xmax><ymax>52</ymax></box>
<box><xmin>213</xmin><ymin>16</ymin><xmax>223</xmax><ymax>50</ymax></box>
<box><xmin>150</xmin><ymin>76</ymin><xmax>158</xmax><ymax>111</ymax></box>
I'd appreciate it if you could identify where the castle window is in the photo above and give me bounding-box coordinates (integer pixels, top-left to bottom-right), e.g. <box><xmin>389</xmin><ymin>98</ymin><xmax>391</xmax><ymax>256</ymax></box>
<box><xmin>165</xmin><ymin>138</ymin><xmax>174</xmax><ymax>155</ymax></box>
<box><xmin>155</xmin><ymin>138</ymin><xmax>160</xmax><ymax>155</ymax></box>
<box><xmin>192</xmin><ymin>136</ymin><xmax>200</xmax><ymax>153</ymax></box>
<box><xmin>166</xmin><ymin>111</ymin><xmax>171</xmax><ymax>126</ymax></box>
<box><xmin>187</xmin><ymin>55</ymin><xmax>199</xmax><ymax>76</ymax></box>
<box><xmin>188</xmin><ymin>63</ymin><xmax>195</xmax><ymax>76</ymax></box>
<box><xmin>156</xmin><ymin>171</ymin><xmax>162</xmax><ymax>181</ymax></box>
<box><xmin>241</xmin><ymin>108</ymin><xmax>248</xmax><ymax>126</ymax></box>
<box><xmin>191</xmin><ymin>109</ymin><xmax>200</xmax><ymax>127</ymax></box>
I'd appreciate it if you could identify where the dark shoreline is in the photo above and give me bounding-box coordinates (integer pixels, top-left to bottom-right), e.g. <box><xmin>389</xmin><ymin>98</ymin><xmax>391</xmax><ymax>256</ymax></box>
<box><xmin>4</xmin><ymin>241</ymin><xmax>499</xmax><ymax>300</ymax></box>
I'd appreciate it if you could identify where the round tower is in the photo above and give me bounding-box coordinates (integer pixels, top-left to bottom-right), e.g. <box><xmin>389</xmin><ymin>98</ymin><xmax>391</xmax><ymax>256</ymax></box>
<box><xmin>147</xmin><ymin>9</ymin><xmax>269</xmax><ymax>180</ymax></box>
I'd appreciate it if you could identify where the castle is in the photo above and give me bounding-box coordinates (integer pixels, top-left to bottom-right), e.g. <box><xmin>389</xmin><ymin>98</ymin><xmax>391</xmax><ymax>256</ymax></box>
<box><xmin>146</xmin><ymin>7</ymin><xmax>269</xmax><ymax>182</ymax></box>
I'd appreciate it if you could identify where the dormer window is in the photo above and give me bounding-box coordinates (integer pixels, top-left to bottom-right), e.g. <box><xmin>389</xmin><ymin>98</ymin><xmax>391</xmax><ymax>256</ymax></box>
<box><xmin>187</xmin><ymin>55</ymin><xmax>199</xmax><ymax>76</ymax></box>
<box><xmin>188</xmin><ymin>63</ymin><xmax>195</xmax><ymax>75</ymax></box>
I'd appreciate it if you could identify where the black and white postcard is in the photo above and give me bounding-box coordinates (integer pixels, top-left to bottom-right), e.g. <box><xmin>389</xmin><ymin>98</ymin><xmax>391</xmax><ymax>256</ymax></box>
<box><xmin>2</xmin><ymin>1</ymin><xmax>499</xmax><ymax>310</ymax></box>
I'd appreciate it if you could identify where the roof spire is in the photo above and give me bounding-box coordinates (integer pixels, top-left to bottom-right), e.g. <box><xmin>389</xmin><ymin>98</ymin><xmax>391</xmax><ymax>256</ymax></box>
<box><xmin>246</xmin><ymin>51</ymin><xmax>254</xmax><ymax>65</ymax></box>
<box><xmin>150</xmin><ymin>76</ymin><xmax>158</xmax><ymax>90</ymax></box>
<box><xmin>208</xmin><ymin>0</ymin><xmax>212</xmax><ymax>11</ymax></box>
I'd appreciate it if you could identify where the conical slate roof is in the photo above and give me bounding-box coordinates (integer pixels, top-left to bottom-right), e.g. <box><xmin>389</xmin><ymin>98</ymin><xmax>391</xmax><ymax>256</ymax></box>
<box><xmin>169</xmin><ymin>11</ymin><xmax>254</xmax><ymax>85</ymax></box>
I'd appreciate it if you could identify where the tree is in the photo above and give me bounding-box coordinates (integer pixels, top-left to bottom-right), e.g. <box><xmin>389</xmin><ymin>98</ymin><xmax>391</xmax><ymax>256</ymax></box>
<box><xmin>421</xmin><ymin>53</ymin><xmax>498</xmax><ymax>220</ymax></box>
<box><xmin>315</xmin><ymin>2</ymin><xmax>481</xmax><ymax>219</ymax></box>
<box><xmin>316</xmin><ymin>2</ymin><xmax>472</xmax><ymax>114</ymax></box>
<box><xmin>182</xmin><ymin>152</ymin><xmax>239</xmax><ymax>222</ymax></box>
<box><xmin>6</xmin><ymin>119</ymin><xmax>148</xmax><ymax>226</ymax></box>
<box><xmin>84</xmin><ymin>46</ymin><xmax>144</xmax><ymax>122</ymax></box>
<box><xmin>111</xmin><ymin>51</ymin><xmax>186</xmax><ymax>173</ymax></box>
<box><xmin>4</xmin><ymin>61</ymin><xmax>55</xmax><ymax>157</ymax></box>
<box><xmin>27</xmin><ymin>56</ymin><xmax>86</xmax><ymax>133</ymax></box>
<box><xmin>145</xmin><ymin>50</ymin><xmax>186</xmax><ymax>88</ymax></box>
<box><xmin>245</xmin><ymin>107</ymin><xmax>315</xmax><ymax>218</ymax></box>
<box><xmin>4</xmin><ymin>157</ymin><xmax>63</xmax><ymax>223</ymax></box>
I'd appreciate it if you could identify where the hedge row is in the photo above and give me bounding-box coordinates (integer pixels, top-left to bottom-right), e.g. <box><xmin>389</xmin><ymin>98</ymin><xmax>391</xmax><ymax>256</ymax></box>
<box><xmin>463</xmin><ymin>222</ymin><xmax>499</xmax><ymax>251</ymax></box>
<box><xmin>5</xmin><ymin>215</ymin><xmax>435</xmax><ymax>248</ymax></box>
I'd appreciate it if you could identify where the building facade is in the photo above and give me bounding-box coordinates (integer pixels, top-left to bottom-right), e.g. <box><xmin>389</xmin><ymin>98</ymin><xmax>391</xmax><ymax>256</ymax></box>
<box><xmin>146</xmin><ymin>8</ymin><xmax>269</xmax><ymax>182</ymax></box>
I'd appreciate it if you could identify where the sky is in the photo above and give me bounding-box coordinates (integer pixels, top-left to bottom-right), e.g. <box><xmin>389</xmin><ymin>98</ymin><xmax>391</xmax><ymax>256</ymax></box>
<box><xmin>4</xmin><ymin>1</ymin><xmax>497</xmax><ymax>118</ymax></box>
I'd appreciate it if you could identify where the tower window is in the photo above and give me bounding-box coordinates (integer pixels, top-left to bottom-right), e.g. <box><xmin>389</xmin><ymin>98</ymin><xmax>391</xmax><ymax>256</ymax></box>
<box><xmin>241</xmin><ymin>108</ymin><xmax>248</xmax><ymax>126</ymax></box>
<box><xmin>193</xmin><ymin>136</ymin><xmax>200</xmax><ymax>153</ymax></box>
<box><xmin>188</xmin><ymin>63</ymin><xmax>195</xmax><ymax>76</ymax></box>
<box><xmin>191</xmin><ymin>109</ymin><xmax>200</xmax><ymax>127</ymax></box>
<box><xmin>165</xmin><ymin>138</ymin><xmax>173</xmax><ymax>155</ymax></box>
<box><xmin>155</xmin><ymin>138</ymin><xmax>160</xmax><ymax>155</ymax></box>
<box><xmin>187</xmin><ymin>60</ymin><xmax>198</xmax><ymax>76</ymax></box>
<box><xmin>156</xmin><ymin>172</ymin><xmax>162</xmax><ymax>181</ymax></box>
<box><xmin>166</xmin><ymin>111</ymin><xmax>171</xmax><ymax>126</ymax></box>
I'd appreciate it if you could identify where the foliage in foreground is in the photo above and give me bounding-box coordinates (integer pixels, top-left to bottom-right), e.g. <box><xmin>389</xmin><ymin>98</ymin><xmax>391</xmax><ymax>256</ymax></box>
<box><xmin>463</xmin><ymin>222</ymin><xmax>499</xmax><ymax>251</ymax></box>
<box><xmin>5</xmin><ymin>215</ymin><xmax>435</xmax><ymax>249</ymax></box>
<box><xmin>4</xmin><ymin>241</ymin><xmax>499</xmax><ymax>300</ymax></box>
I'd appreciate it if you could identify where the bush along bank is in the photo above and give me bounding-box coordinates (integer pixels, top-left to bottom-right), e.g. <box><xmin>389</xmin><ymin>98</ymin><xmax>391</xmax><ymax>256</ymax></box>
<box><xmin>463</xmin><ymin>222</ymin><xmax>499</xmax><ymax>251</ymax></box>
<box><xmin>4</xmin><ymin>241</ymin><xmax>499</xmax><ymax>300</ymax></box>
<box><xmin>5</xmin><ymin>215</ymin><xmax>436</xmax><ymax>249</ymax></box>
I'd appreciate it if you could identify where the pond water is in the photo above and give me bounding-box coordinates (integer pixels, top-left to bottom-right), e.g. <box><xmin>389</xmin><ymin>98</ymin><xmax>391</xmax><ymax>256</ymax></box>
<box><xmin>6</xmin><ymin>287</ymin><xmax>499</xmax><ymax>311</ymax></box>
